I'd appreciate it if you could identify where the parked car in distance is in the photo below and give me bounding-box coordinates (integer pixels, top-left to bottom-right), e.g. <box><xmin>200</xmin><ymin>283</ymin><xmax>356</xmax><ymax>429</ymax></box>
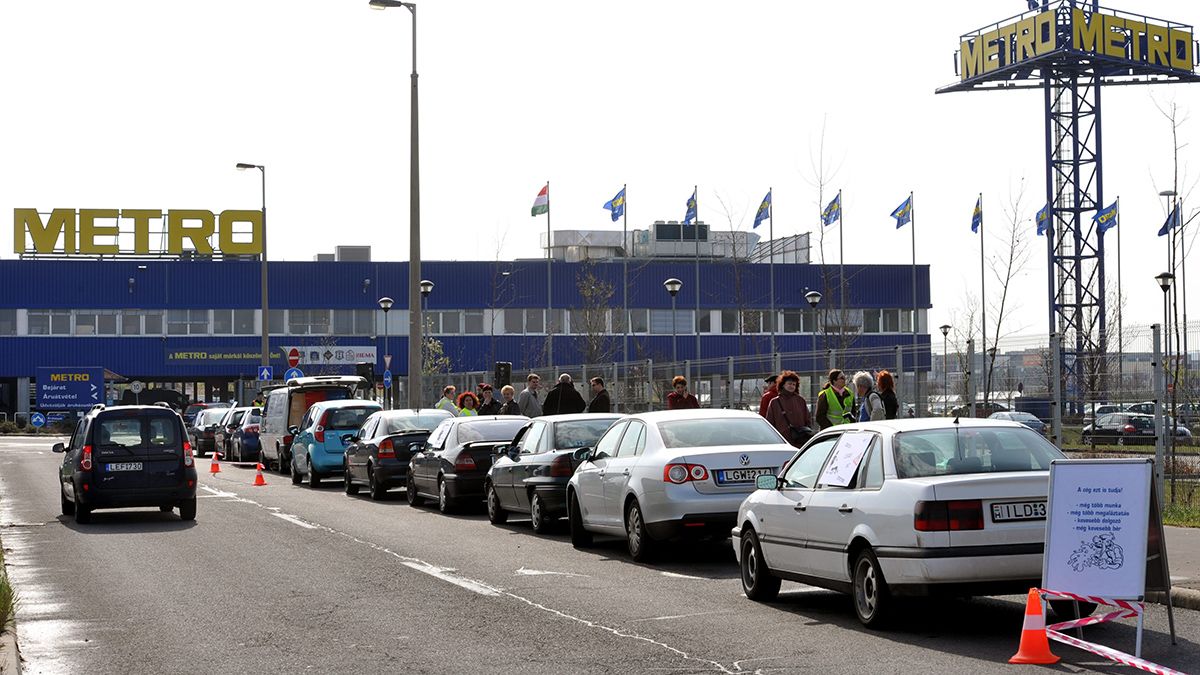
<box><xmin>408</xmin><ymin>416</ymin><xmax>530</xmax><ymax>513</ymax></box>
<box><xmin>567</xmin><ymin>409</ymin><xmax>797</xmax><ymax>562</ymax></box>
<box><xmin>214</xmin><ymin>406</ymin><xmax>255</xmax><ymax>459</ymax></box>
<box><xmin>1125</xmin><ymin>401</ymin><xmax>1156</xmax><ymax>416</ymax></box>
<box><xmin>487</xmin><ymin>413</ymin><xmax>622</xmax><ymax>533</ymax></box>
<box><xmin>1175</xmin><ymin>401</ymin><xmax>1200</xmax><ymax>426</ymax></box>
<box><xmin>54</xmin><ymin>404</ymin><xmax>198</xmax><ymax>523</ymax></box>
<box><xmin>949</xmin><ymin>402</ymin><xmax>1008</xmax><ymax>418</ymax></box>
<box><xmin>1082</xmin><ymin>403</ymin><xmax>1128</xmax><ymax>428</ymax></box>
<box><xmin>989</xmin><ymin>411</ymin><xmax>1045</xmax><ymax>434</ymax></box>
<box><xmin>343</xmin><ymin>408</ymin><xmax>454</xmax><ymax>500</ymax></box>
<box><xmin>189</xmin><ymin>408</ymin><xmax>229</xmax><ymax>457</ymax></box>
<box><xmin>183</xmin><ymin>401</ymin><xmax>230</xmax><ymax>426</ymax></box>
<box><xmin>734</xmin><ymin>418</ymin><xmax>1068</xmax><ymax>627</ymax></box>
<box><xmin>1081</xmin><ymin>413</ymin><xmax>1156</xmax><ymax>445</ymax></box>
<box><xmin>259</xmin><ymin>376</ymin><xmax>368</xmax><ymax>476</ymax></box>
<box><xmin>289</xmin><ymin>399</ymin><xmax>383</xmax><ymax>487</ymax></box>
<box><xmin>230</xmin><ymin>408</ymin><xmax>263</xmax><ymax>463</ymax></box>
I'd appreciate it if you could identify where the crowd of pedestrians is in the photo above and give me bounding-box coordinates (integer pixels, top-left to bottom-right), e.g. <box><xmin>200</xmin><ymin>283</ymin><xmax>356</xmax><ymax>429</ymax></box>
<box><xmin>426</xmin><ymin>372</ymin><xmax>614</xmax><ymax>418</ymax></box>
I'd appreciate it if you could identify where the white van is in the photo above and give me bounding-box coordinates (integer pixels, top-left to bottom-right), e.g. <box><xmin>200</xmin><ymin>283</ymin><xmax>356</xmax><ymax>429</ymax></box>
<box><xmin>259</xmin><ymin>375</ymin><xmax>368</xmax><ymax>475</ymax></box>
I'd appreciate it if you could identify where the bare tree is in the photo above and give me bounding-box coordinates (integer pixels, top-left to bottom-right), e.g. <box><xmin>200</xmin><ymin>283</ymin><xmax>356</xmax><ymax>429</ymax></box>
<box><xmin>981</xmin><ymin>179</ymin><xmax>1033</xmax><ymax>406</ymax></box>
<box><xmin>574</xmin><ymin>259</ymin><xmax>617</xmax><ymax>365</ymax></box>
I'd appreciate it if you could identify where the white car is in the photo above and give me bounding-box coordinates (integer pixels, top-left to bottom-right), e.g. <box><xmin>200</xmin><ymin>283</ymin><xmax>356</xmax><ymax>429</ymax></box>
<box><xmin>566</xmin><ymin>409</ymin><xmax>797</xmax><ymax>561</ymax></box>
<box><xmin>733</xmin><ymin>417</ymin><xmax>1067</xmax><ymax>627</ymax></box>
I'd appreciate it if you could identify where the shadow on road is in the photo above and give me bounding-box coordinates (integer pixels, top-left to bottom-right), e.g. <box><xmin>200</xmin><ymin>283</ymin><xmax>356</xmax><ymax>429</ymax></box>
<box><xmin>56</xmin><ymin>512</ymin><xmax>198</xmax><ymax>533</ymax></box>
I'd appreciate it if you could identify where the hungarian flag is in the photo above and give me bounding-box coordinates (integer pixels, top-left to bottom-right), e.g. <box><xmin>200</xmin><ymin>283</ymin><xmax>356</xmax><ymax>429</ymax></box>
<box><xmin>531</xmin><ymin>184</ymin><xmax>549</xmax><ymax>217</ymax></box>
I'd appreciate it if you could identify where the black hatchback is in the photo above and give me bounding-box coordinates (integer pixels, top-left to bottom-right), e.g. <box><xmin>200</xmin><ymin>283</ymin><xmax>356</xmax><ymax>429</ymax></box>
<box><xmin>1082</xmin><ymin>412</ymin><xmax>1156</xmax><ymax>445</ymax></box>
<box><xmin>54</xmin><ymin>404</ymin><xmax>198</xmax><ymax>523</ymax></box>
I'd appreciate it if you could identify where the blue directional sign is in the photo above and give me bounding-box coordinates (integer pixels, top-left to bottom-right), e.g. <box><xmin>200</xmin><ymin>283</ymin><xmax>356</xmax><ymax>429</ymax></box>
<box><xmin>284</xmin><ymin>367</ymin><xmax>304</xmax><ymax>381</ymax></box>
<box><xmin>257</xmin><ymin>365</ymin><xmax>274</xmax><ymax>381</ymax></box>
<box><xmin>383</xmin><ymin>369</ymin><xmax>393</xmax><ymax>389</ymax></box>
<box><xmin>30</xmin><ymin>412</ymin><xmax>46</xmax><ymax>428</ymax></box>
<box><xmin>36</xmin><ymin>367</ymin><xmax>105</xmax><ymax>409</ymax></box>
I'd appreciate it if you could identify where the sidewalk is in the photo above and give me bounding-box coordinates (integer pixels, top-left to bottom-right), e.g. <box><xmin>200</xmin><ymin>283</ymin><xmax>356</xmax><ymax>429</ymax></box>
<box><xmin>1159</xmin><ymin>526</ymin><xmax>1200</xmax><ymax>611</ymax></box>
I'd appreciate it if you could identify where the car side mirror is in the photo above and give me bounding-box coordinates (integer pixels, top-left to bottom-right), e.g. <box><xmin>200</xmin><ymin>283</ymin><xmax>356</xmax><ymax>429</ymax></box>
<box><xmin>492</xmin><ymin>445</ymin><xmax>508</xmax><ymax>457</ymax></box>
<box><xmin>288</xmin><ymin>425</ymin><xmax>299</xmax><ymax>435</ymax></box>
<box><xmin>409</xmin><ymin>443</ymin><xmax>423</xmax><ymax>454</ymax></box>
<box><xmin>756</xmin><ymin>474</ymin><xmax>780</xmax><ymax>490</ymax></box>
<box><xmin>52</xmin><ymin>442</ymin><xmax>65</xmax><ymax>453</ymax></box>
<box><xmin>573</xmin><ymin>447</ymin><xmax>593</xmax><ymax>463</ymax></box>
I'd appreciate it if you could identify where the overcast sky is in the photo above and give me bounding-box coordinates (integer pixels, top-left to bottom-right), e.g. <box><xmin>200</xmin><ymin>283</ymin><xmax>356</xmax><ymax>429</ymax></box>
<box><xmin>4</xmin><ymin>0</ymin><xmax>1200</xmax><ymax>346</ymax></box>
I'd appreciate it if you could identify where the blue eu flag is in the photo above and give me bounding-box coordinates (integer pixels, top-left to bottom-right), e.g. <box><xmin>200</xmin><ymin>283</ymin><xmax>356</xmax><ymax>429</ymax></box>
<box><xmin>684</xmin><ymin>189</ymin><xmax>697</xmax><ymax>225</ymax></box>
<box><xmin>1036</xmin><ymin>203</ymin><xmax>1051</xmax><ymax>236</ymax></box>
<box><xmin>821</xmin><ymin>193</ymin><xmax>841</xmax><ymax>226</ymax></box>
<box><xmin>1159</xmin><ymin>204</ymin><xmax>1180</xmax><ymax>237</ymax></box>
<box><xmin>753</xmin><ymin>190</ymin><xmax>771</xmax><ymax>229</ymax></box>
<box><xmin>890</xmin><ymin>195</ymin><xmax>913</xmax><ymax>229</ymax></box>
<box><xmin>1093</xmin><ymin>201</ymin><xmax>1118</xmax><ymax>234</ymax></box>
<box><xmin>971</xmin><ymin>196</ymin><xmax>983</xmax><ymax>233</ymax></box>
<box><xmin>603</xmin><ymin>187</ymin><xmax>626</xmax><ymax>222</ymax></box>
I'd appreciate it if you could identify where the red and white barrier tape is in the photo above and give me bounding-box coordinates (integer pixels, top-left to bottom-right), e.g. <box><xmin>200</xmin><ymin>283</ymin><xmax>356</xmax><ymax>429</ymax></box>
<box><xmin>1046</xmin><ymin>630</ymin><xmax>1187</xmax><ymax>675</ymax></box>
<box><xmin>1040</xmin><ymin>588</ymin><xmax>1141</xmax><ymax>612</ymax></box>
<box><xmin>1048</xmin><ymin>608</ymin><xmax>1139</xmax><ymax>632</ymax></box>
<box><xmin>1038</xmin><ymin>589</ymin><xmax>1185</xmax><ymax>675</ymax></box>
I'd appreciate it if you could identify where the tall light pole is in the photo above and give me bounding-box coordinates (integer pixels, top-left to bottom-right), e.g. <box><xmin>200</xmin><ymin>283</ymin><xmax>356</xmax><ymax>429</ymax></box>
<box><xmin>378</xmin><ymin>296</ymin><xmax>394</xmax><ymax>409</ymax></box>
<box><xmin>664</xmin><ymin>278</ymin><xmax>682</xmax><ymax>362</ymax></box>
<box><xmin>370</xmin><ymin>0</ymin><xmax>422</xmax><ymax>409</ymax></box>
<box><xmin>805</xmin><ymin>289</ymin><xmax>822</xmax><ymax>405</ymax></box>
<box><xmin>1156</xmin><ymin>271</ymin><xmax>1176</xmax><ymax>501</ymax></box>
<box><xmin>419</xmin><ymin>279</ymin><xmax>434</xmax><ymax>399</ymax></box>
<box><xmin>235</xmin><ymin>163</ymin><xmax>268</xmax><ymax>370</ymax></box>
<box><xmin>939</xmin><ymin>324</ymin><xmax>951</xmax><ymax>416</ymax></box>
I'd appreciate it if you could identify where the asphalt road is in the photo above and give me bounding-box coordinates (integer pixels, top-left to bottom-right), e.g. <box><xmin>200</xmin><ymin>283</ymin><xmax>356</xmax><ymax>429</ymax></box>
<box><xmin>1</xmin><ymin>436</ymin><xmax>1197</xmax><ymax>675</ymax></box>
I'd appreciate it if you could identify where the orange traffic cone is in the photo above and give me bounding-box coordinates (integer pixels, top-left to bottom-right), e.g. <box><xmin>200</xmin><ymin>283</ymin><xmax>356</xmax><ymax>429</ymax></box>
<box><xmin>1009</xmin><ymin>588</ymin><xmax>1059</xmax><ymax>664</ymax></box>
<box><xmin>253</xmin><ymin>462</ymin><xmax>267</xmax><ymax>486</ymax></box>
<box><xmin>209</xmin><ymin>450</ymin><xmax>221</xmax><ymax>475</ymax></box>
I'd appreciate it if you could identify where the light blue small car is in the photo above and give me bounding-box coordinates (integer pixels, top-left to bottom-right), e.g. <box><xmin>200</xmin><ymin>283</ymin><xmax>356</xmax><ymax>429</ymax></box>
<box><xmin>290</xmin><ymin>399</ymin><xmax>382</xmax><ymax>487</ymax></box>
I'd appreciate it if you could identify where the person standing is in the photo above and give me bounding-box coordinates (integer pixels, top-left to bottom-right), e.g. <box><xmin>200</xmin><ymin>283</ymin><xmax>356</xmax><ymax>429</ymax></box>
<box><xmin>517</xmin><ymin>373</ymin><xmax>543</xmax><ymax>418</ymax></box>
<box><xmin>814</xmin><ymin>369</ymin><xmax>854</xmax><ymax>430</ymax></box>
<box><xmin>666</xmin><ymin>375</ymin><xmax>700</xmax><ymax>410</ymax></box>
<box><xmin>435</xmin><ymin>385</ymin><xmax>459</xmax><ymax>416</ymax></box>
<box><xmin>758</xmin><ymin>375</ymin><xmax>779</xmax><ymax>418</ymax></box>
<box><xmin>853</xmin><ymin>371</ymin><xmax>884</xmax><ymax>422</ymax></box>
<box><xmin>498</xmin><ymin>385</ymin><xmax>521</xmax><ymax>415</ymax></box>
<box><xmin>456</xmin><ymin>391</ymin><xmax>480</xmax><ymax>416</ymax></box>
<box><xmin>477</xmin><ymin>384</ymin><xmax>502</xmax><ymax>415</ymax></box>
<box><xmin>586</xmin><ymin>377</ymin><xmax>611</xmax><ymax>413</ymax></box>
<box><xmin>766</xmin><ymin>371</ymin><xmax>812</xmax><ymax>447</ymax></box>
<box><xmin>876</xmin><ymin>370</ymin><xmax>899</xmax><ymax>420</ymax></box>
<box><xmin>542</xmin><ymin>373</ymin><xmax>587</xmax><ymax>415</ymax></box>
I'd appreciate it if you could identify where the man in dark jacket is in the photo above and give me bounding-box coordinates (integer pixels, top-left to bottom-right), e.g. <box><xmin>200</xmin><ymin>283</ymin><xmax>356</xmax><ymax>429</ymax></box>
<box><xmin>477</xmin><ymin>384</ymin><xmax>502</xmax><ymax>415</ymax></box>
<box><xmin>541</xmin><ymin>373</ymin><xmax>587</xmax><ymax>415</ymax></box>
<box><xmin>586</xmin><ymin>377</ymin><xmax>611</xmax><ymax>413</ymax></box>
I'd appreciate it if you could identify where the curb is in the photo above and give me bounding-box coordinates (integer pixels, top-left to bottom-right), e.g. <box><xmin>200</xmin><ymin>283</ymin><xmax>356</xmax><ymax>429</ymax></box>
<box><xmin>1147</xmin><ymin>587</ymin><xmax>1200</xmax><ymax>612</ymax></box>
<box><xmin>0</xmin><ymin>627</ymin><xmax>19</xmax><ymax>675</ymax></box>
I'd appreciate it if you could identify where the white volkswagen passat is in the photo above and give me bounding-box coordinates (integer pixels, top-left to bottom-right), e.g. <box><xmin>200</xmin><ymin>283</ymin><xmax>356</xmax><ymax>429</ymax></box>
<box><xmin>733</xmin><ymin>417</ymin><xmax>1068</xmax><ymax>627</ymax></box>
<box><xmin>566</xmin><ymin>409</ymin><xmax>797</xmax><ymax>561</ymax></box>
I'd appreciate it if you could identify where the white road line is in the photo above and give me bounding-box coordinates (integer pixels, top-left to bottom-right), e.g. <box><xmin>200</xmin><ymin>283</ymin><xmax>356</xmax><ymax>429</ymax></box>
<box><xmin>633</xmin><ymin>610</ymin><xmax>727</xmax><ymax>622</ymax></box>
<box><xmin>514</xmin><ymin>567</ymin><xmax>589</xmax><ymax>578</ymax></box>
<box><xmin>402</xmin><ymin>561</ymin><xmax>503</xmax><ymax>597</ymax></box>
<box><xmin>660</xmin><ymin>571</ymin><xmax>706</xmax><ymax>580</ymax></box>
<box><xmin>271</xmin><ymin>512</ymin><xmax>319</xmax><ymax>529</ymax></box>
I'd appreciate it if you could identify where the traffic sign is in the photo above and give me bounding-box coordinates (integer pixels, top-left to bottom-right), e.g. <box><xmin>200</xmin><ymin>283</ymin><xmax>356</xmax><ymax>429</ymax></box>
<box><xmin>383</xmin><ymin>369</ymin><xmax>393</xmax><ymax>389</ymax></box>
<box><xmin>37</xmin><ymin>367</ymin><xmax>105</xmax><ymax>409</ymax></box>
<box><xmin>284</xmin><ymin>367</ymin><xmax>304</xmax><ymax>381</ymax></box>
<box><xmin>30</xmin><ymin>412</ymin><xmax>46</xmax><ymax>428</ymax></box>
<box><xmin>287</xmin><ymin>348</ymin><xmax>301</xmax><ymax>368</ymax></box>
<box><xmin>130</xmin><ymin>380</ymin><xmax>145</xmax><ymax>394</ymax></box>
<box><xmin>257</xmin><ymin>365</ymin><xmax>274</xmax><ymax>381</ymax></box>
<box><xmin>384</xmin><ymin>354</ymin><xmax>392</xmax><ymax>370</ymax></box>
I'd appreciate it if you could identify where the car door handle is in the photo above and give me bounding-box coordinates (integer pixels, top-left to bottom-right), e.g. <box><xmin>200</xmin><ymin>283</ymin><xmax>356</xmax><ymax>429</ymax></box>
<box><xmin>598</xmin><ymin>470</ymin><xmax>606</xmax><ymax>477</ymax></box>
<box><xmin>622</xmin><ymin>469</ymin><xmax>630</xmax><ymax>476</ymax></box>
<box><xmin>793</xmin><ymin>504</ymin><xmax>806</xmax><ymax>511</ymax></box>
<box><xmin>838</xmin><ymin>505</ymin><xmax>853</xmax><ymax>513</ymax></box>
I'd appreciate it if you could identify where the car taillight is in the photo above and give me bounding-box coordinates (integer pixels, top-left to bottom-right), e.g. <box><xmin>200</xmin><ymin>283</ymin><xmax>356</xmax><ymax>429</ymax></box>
<box><xmin>454</xmin><ymin>455</ymin><xmax>477</xmax><ymax>471</ymax></box>
<box><xmin>183</xmin><ymin>442</ymin><xmax>194</xmax><ymax>468</ymax></box>
<box><xmin>1123</xmin><ymin>424</ymin><xmax>1136</xmax><ymax>433</ymax></box>
<box><xmin>244</xmin><ymin>425</ymin><xmax>259</xmax><ymax>434</ymax></box>
<box><xmin>283</xmin><ymin>434</ymin><xmax>293</xmax><ymax>446</ymax></box>
<box><xmin>549</xmin><ymin>454</ymin><xmax>574</xmax><ymax>477</ymax></box>
<box><xmin>80</xmin><ymin>445</ymin><xmax>93</xmax><ymax>471</ymax></box>
<box><xmin>315</xmin><ymin>411</ymin><xmax>330</xmax><ymax>443</ymax></box>
<box><xmin>663</xmin><ymin>463</ymin><xmax>709</xmax><ymax>484</ymax></box>
<box><xmin>914</xmin><ymin>499</ymin><xmax>984</xmax><ymax>531</ymax></box>
<box><xmin>378</xmin><ymin>438</ymin><xmax>395</xmax><ymax>459</ymax></box>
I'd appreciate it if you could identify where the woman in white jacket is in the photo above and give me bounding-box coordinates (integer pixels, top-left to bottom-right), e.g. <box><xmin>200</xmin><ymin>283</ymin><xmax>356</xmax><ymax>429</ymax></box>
<box><xmin>853</xmin><ymin>371</ymin><xmax>885</xmax><ymax>422</ymax></box>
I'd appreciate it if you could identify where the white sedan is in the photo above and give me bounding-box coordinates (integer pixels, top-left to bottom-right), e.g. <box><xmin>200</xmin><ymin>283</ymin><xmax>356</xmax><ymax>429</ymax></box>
<box><xmin>733</xmin><ymin>417</ymin><xmax>1067</xmax><ymax>627</ymax></box>
<box><xmin>567</xmin><ymin>409</ymin><xmax>797</xmax><ymax>562</ymax></box>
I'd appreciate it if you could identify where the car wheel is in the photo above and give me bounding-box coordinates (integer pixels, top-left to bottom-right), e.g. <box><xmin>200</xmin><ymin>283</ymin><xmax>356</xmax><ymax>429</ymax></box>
<box><xmin>60</xmin><ymin>485</ymin><xmax>75</xmax><ymax>516</ymax></box>
<box><xmin>438</xmin><ymin>478</ymin><xmax>455</xmax><ymax>514</ymax></box>
<box><xmin>486</xmin><ymin>483</ymin><xmax>508</xmax><ymax>524</ymax></box>
<box><xmin>278</xmin><ymin>448</ymin><xmax>290</xmax><ymax>475</ymax></box>
<box><xmin>625</xmin><ymin>500</ymin><xmax>656</xmax><ymax>562</ymax></box>
<box><xmin>1049</xmin><ymin>600</ymin><xmax>1097</xmax><ymax>621</ymax></box>
<box><xmin>368</xmin><ymin>467</ymin><xmax>386</xmax><ymax>501</ymax></box>
<box><xmin>530</xmin><ymin>492</ymin><xmax>553</xmax><ymax>534</ymax></box>
<box><xmin>307</xmin><ymin>455</ymin><xmax>321</xmax><ymax>488</ymax></box>
<box><xmin>178</xmin><ymin>498</ymin><xmax>197</xmax><ymax>521</ymax></box>
<box><xmin>740</xmin><ymin>529</ymin><xmax>781</xmax><ymax>601</ymax></box>
<box><xmin>852</xmin><ymin>547</ymin><xmax>891</xmax><ymax>628</ymax></box>
<box><xmin>290</xmin><ymin>455</ymin><xmax>303</xmax><ymax>485</ymax></box>
<box><xmin>407</xmin><ymin>473</ymin><xmax>424</xmax><ymax>507</ymax></box>
<box><xmin>344</xmin><ymin>464</ymin><xmax>360</xmax><ymax>495</ymax></box>
<box><xmin>74</xmin><ymin>502</ymin><xmax>92</xmax><ymax>525</ymax></box>
<box><xmin>1081</xmin><ymin>434</ymin><xmax>1092</xmax><ymax>445</ymax></box>
<box><xmin>568</xmin><ymin>491</ymin><xmax>593</xmax><ymax>548</ymax></box>
<box><xmin>233</xmin><ymin>440</ymin><xmax>241</xmax><ymax>463</ymax></box>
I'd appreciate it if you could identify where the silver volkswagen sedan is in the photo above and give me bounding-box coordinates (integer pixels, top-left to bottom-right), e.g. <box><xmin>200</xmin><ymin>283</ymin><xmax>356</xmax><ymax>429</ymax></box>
<box><xmin>733</xmin><ymin>417</ymin><xmax>1067</xmax><ymax>627</ymax></box>
<box><xmin>567</xmin><ymin>409</ymin><xmax>797</xmax><ymax>561</ymax></box>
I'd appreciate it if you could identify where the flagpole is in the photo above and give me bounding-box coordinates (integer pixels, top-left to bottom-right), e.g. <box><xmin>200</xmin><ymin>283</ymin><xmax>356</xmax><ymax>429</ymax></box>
<box><xmin>1116</xmin><ymin>196</ymin><xmax>1123</xmax><ymax>395</ymax></box>
<box><xmin>769</xmin><ymin>187</ymin><xmax>776</xmax><ymax>357</ymax></box>
<box><xmin>978</xmin><ymin>192</ymin><xmax>987</xmax><ymax>413</ymax></box>
<box><xmin>910</xmin><ymin>191</ymin><xmax>918</xmax><ymax>417</ymax></box>
<box><xmin>838</xmin><ymin>188</ymin><xmax>845</xmax><ymax>340</ymax></box>
<box><xmin>546</xmin><ymin>180</ymin><xmax>553</xmax><ymax>369</ymax></box>
<box><xmin>622</xmin><ymin>183</ymin><xmax>629</xmax><ymax>369</ymax></box>
<box><xmin>694</xmin><ymin>185</ymin><xmax>701</xmax><ymax>364</ymax></box>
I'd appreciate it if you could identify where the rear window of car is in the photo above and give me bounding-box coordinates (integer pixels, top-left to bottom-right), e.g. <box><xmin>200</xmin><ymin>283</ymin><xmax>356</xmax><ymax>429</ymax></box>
<box><xmin>553</xmin><ymin>419</ymin><xmax>618</xmax><ymax>449</ymax></box>
<box><xmin>384</xmin><ymin>413</ymin><xmax>450</xmax><ymax>434</ymax></box>
<box><xmin>198</xmin><ymin>409</ymin><xmax>226</xmax><ymax>425</ymax></box>
<box><xmin>185</xmin><ymin>404</ymin><xmax>206</xmax><ymax>416</ymax></box>
<box><xmin>456</xmin><ymin>419</ymin><xmax>527</xmax><ymax>444</ymax></box>
<box><xmin>658</xmin><ymin>417</ymin><xmax>783</xmax><ymax>449</ymax></box>
<box><xmin>95</xmin><ymin>414</ymin><xmax>181</xmax><ymax>449</ymax></box>
<box><xmin>326</xmin><ymin>407</ymin><xmax>379</xmax><ymax>430</ymax></box>
<box><xmin>892</xmin><ymin>426</ymin><xmax>1064</xmax><ymax>478</ymax></box>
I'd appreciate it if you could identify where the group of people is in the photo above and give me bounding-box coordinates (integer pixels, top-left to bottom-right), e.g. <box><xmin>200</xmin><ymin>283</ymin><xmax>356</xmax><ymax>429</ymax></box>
<box><xmin>432</xmin><ymin>373</ymin><xmax>612</xmax><ymax>418</ymax></box>
<box><xmin>757</xmin><ymin>368</ymin><xmax>901</xmax><ymax>447</ymax></box>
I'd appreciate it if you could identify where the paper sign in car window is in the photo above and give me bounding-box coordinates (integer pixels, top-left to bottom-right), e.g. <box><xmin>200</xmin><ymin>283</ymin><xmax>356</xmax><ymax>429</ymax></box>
<box><xmin>818</xmin><ymin>432</ymin><xmax>874</xmax><ymax>487</ymax></box>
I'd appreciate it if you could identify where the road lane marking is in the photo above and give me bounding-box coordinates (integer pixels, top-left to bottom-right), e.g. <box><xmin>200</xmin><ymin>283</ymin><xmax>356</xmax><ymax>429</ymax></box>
<box><xmin>514</xmin><ymin>567</ymin><xmax>588</xmax><ymax>578</ymax></box>
<box><xmin>660</xmin><ymin>571</ymin><xmax>705</xmax><ymax>580</ymax></box>
<box><xmin>633</xmin><ymin>610</ymin><xmax>728</xmax><ymax>622</ymax></box>
<box><xmin>402</xmin><ymin>561</ymin><xmax>502</xmax><ymax>597</ymax></box>
<box><xmin>271</xmin><ymin>512</ymin><xmax>319</xmax><ymax>529</ymax></box>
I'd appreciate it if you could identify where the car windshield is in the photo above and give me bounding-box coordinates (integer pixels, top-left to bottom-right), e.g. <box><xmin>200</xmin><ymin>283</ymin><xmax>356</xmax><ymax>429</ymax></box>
<box><xmin>383</xmin><ymin>413</ymin><xmax>450</xmax><ymax>434</ymax></box>
<box><xmin>553</xmin><ymin>419</ymin><xmax>618</xmax><ymax>449</ymax></box>
<box><xmin>198</xmin><ymin>410</ymin><xmax>226</xmax><ymax>425</ymax></box>
<box><xmin>457</xmin><ymin>419</ymin><xmax>528</xmax><ymax>444</ymax></box>
<box><xmin>326</xmin><ymin>407</ymin><xmax>378</xmax><ymax>430</ymax></box>
<box><xmin>658</xmin><ymin>417</ymin><xmax>783</xmax><ymax>449</ymax></box>
<box><xmin>893</xmin><ymin>426</ymin><xmax>1064</xmax><ymax>478</ymax></box>
<box><xmin>1010</xmin><ymin>413</ymin><xmax>1039</xmax><ymax>422</ymax></box>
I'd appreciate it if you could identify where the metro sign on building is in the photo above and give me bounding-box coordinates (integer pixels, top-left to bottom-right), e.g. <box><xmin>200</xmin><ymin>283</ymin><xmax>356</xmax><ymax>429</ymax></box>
<box><xmin>13</xmin><ymin>208</ymin><xmax>263</xmax><ymax>256</ymax></box>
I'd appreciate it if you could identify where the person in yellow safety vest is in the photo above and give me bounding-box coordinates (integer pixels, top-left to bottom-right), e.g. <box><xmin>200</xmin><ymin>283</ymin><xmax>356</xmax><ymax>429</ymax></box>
<box><xmin>814</xmin><ymin>369</ymin><xmax>855</xmax><ymax>430</ymax></box>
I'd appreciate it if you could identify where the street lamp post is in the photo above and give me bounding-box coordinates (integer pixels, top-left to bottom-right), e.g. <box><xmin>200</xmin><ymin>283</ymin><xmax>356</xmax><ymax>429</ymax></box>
<box><xmin>939</xmin><ymin>324</ymin><xmax>951</xmax><ymax>416</ymax></box>
<box><xmin>378</xmin><ymin>296</ymin><xmax>394</xmax><ymax>409</ymax></box>
<box><xmin>1156</xmin><ymin>271</ymin><xmax>1176</xmax><ymax>501</ymax></box>
<box><xmin>664</xmin><ymin>278</ymin><xmax>682</xmax><ymax>363</ymax></box>
<box><xmin>805</xmin><ymin>289</ymin><xmax>823</xmax><ymax>403</ymax></box>
<box><xmin>419</xmin><ymin>279</ymin><xmax>434</xmax><ymax>399</ymax></box>
<box><xmin>235</xmin><ymin>163</ymin><xmax>268</xmax><ymax>370</ymax></box>
<box><xmin>370</xmin><ymin>0</ymin><xmax>422</xmax><ymax>409</ymax></box>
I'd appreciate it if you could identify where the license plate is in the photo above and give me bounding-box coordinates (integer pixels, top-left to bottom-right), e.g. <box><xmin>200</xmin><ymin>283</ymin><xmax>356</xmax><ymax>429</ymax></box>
<box><xmin>991</xmin><ymin>500</ymin><xmax>1046</xmax><ymax>522</ymax></box>
<box><xmin>716</xmin><ymin>468</ymin><xmax>773</xmax><ymax>484</ymax></box>
<box><xmin>107</xmin><ymin>462</ymin><xmax>144</xmax><ymax>472</ymax></box>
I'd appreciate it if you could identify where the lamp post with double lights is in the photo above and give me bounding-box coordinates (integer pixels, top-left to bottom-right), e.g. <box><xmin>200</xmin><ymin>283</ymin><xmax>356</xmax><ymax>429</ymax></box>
<box><xmin>1156</xmin><ymin>271</ymin><xmax>1176</xmax><ymax>498</ymax></box>
<box><xmin>419</xmin><ymin>279</ymin><xmax>434</xmax><ymax>398</ymax></box>
<box><xmin>370</xmin><ymin>0</ymin><xmax>422</xmax><ymax>408</ymax></box>
<box><xmin>378</xmin><ymin>296</ymin><xmax>394</xmax><ymax>408</ymax></box>
<box><xmin>235</xmin><ymin>162</ymin><xmax>268</xmax><ymax>370</ymax></box>
<box><xmin>663</xmin><ymin>278</ymin><xmax>682</xmax><ymax>362</ymax></box>
<box><xmin>939</xmin><ymin>324</ymin><xmax>951</xmax><ymax>416</ymax></box>
<box><xmin>805</xmin><ymin>290</ymin><xmax>823</xmax><ymax>402</ymax></box>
